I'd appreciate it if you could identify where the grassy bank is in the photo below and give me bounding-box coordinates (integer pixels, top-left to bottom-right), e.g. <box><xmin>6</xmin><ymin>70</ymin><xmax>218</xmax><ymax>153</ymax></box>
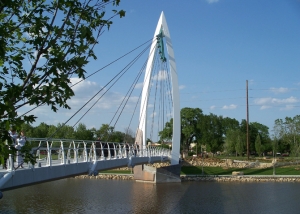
<box><xmin>100</xmin><ymin>165</ymin><xmax>300</xmax><ymax>176</ymax></box>
<box><xmin>181</xmin><ymin>166</ymin><xmax>300</xmax><ymax>175</ymax></box>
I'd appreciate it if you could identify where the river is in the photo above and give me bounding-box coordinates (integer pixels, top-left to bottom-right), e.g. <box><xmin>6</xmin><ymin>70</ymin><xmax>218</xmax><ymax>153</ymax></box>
<box><xmin>1</xmin><ymin>178</ymin><xmax>299</xmax><ymax>214</ymax></box>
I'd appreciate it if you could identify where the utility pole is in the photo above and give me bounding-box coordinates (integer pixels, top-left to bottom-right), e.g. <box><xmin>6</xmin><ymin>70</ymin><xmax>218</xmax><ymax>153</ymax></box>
<box><xmin>246</xmin><ymin>80</ymin><xmax>249</xmax><ymax>160</ymax></box>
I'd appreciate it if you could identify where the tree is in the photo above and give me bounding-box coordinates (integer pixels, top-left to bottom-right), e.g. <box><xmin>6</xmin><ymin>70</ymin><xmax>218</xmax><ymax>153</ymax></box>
<box><xmin>197</xmin><ymin>114</ymin><xmax>224</xmax><ymax>153</ymax></box>
<box><xmin>180</xmin><ymin>107</ymin><xmax>203</xmax><ymax>150</ymax></box>
<box><xmin>235</xmin><ymin>135</ymin><xmax>244</xmax><ymax>157</ymax></box>
<box><xmin>74</xmin><ymin>123</ymin><xmax>93</xmax><ymax>140</ymax></box>
<box><xmin>96</xmin><ymin>124</ymin><xmax>114</xmax><ymax>142</ymax></box>
<box><xmin>255</xmin><ymin>134</ymin><xmax>262</xmax><ymax>156</ymax></box>
<box><xmin>0</xmin><ymin>0</ymin><xmax>125</xmax><ymax>164</ymax></box>
<box><xmin>32</xmin><ymin>122</ymin><xmax>49</xmax><ymax>138</ymax></box>
<box><xmin>224</xmin><ymin>129</ymin><xmax>244</xmax><ymax>156</ymax></box>
<box><xmin>158</xmin><ymin>119</ymin><xmax>173</xmax><ymax>142</ymax></box>
<box><xmin>110</xmin><ymin>131</ymin><xmax>124</xmax><ymax>143</ymax></box>
<box><xmin>124</xmin><ymin>128</ymin><xmax>134</xmax><ymax>143</ymax></box>
<box><xmin>273</xmin><ymin>116</ymin><xmax>300</xmax><ymax>156</ymax></box>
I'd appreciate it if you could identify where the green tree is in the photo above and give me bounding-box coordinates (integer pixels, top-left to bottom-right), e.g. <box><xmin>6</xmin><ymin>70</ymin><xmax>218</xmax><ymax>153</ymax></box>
<box><xmin>180</xmin><ymin>107</ymin><xmax>203</xmax><ymax>151</ymax></box>
<box><xmin>74</xmin><ymin>123</ymin><xmax>93</xmax><ymax>140</ymax></box>
<box><xmin>123</xmin><ymin>128</ymin><xmax>134</xmax><ymax>143</ymax></box>
<box><xmin>96</xmin><ymin>124</ymin><xmax>114</xmax><ymax>142</ymax></box>
<box><xmin>197</xmin><ymin>113</ymin><xmax>223</xmax><ymax>153</ymax></box>
<box><xmin>158</xmin><ymin>119</ymin><xmax>173</xmax><ymax>142</ymax></box>
<box><xmin>224</xmin><ymin>129</ymin><xmax>243</xmax><ymax>156</ymax></box>
<box><xmin>235</xmin><ymin>135</ymin><xmax>244</xmax><ymax>157</ymax></box>
<box><xmin>0</xmin><ymin>0</ymin><xmax>125</xmax><ymax>165</ymax></box>
<box><xmin>110</xmin><ymin>131</ymin><xmax>124</xmax><ymax>143</ymax></box>
<box><xmin>255</xmin><ymin>134</ymin><xmax>262</xmax><ymax>156</ymax></box>
<box><xmin>20</xmin><ymin>123</ymin><xmax>34</xmax><ymax>138</ymax></box>
<box><xmin>33</xmin><ymin>122</ymin><xmax>49</xmax><ymax>138</ymax></box>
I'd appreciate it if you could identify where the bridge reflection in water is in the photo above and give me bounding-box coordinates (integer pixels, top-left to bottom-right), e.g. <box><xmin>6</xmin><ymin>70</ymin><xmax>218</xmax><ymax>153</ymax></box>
<box><xmin>0</xmin><ymin>138</ymin><xmax>170</xmax><ymax>192</ymax></box>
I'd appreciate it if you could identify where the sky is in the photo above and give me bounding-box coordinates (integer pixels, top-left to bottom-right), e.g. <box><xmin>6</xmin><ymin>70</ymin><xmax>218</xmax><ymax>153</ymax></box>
<box><xmin>23</xmin><ymin>0</ymin><xmax>300</xmax><ymax>139</ymax></box>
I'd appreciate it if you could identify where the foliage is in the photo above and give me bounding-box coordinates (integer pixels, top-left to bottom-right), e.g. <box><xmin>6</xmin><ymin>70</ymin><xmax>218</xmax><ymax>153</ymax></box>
<box><xmin>159</xmin><ymin>107</ymin><xmax>274</xmax><ymax>155</ymax></box>
<box><xmin>74</xmin><ymin>123</ymin><xmax>93</xmax><ymax>140</ymax></box>
<box><xmin>0</xmin><ymin>0</ymin><xmax>125</xmax><ymax>164</ymax></box>
<box><xmin>180</xmin><ymin>166</ymin><xmax>300</xmax><ymax>176</ymax></box>
<box><xmin>224</xmin><ymin>129</ymin><xmax>244</xmax><ymax>156</ymax></box>
<box><xmin>180</xmin><ymin>107</ymin><xmax>203</xmax><ymax>150</ymax></box>
<box><xmin>110</xmin><ymin>131</ymin><xmax>125</xmax><ymax>143</ymax></box>
<box><xmin>197</xmin><ymin>113</ymin><xmax>224</xmax><ymax>153</ymax></box>
<box><xmin>273</xmin><ymin>116</ymin><xmax>300</xmax><ymax>156</ymax></box>
<box><xmin>123</xmin><ymin>128</ymin><xmax>135</xmax><ymax>143</ymax></box>
<box><xmin>158</xmin><ymin>119</ymin><xmax>173</xmax><ymax>142</ymax></box>
<box><xmin>255</xmin><ymin>134</ymin><xmax>262</xmax><ymax>156</ymax></box>
<box><xmin>235</xmin><ymin>135</ymin><xmax>244</xmax><ymax>157</ymax></box>
<box><xmin>96</xmin><ymin>124</ymin><xmax>114</xmax><ymax>141</ymax></box>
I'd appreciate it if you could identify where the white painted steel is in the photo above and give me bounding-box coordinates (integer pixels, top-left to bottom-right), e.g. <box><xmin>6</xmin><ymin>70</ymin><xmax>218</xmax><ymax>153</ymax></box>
<box><xmin>138</xmin><ymin>12</ymin><xmax>180</xmax><ymax>165</ymax></box>
<box><xmin>0</xmin><ymin>138</ymin><xmax>171</xmax><ymax>191</ymax></box>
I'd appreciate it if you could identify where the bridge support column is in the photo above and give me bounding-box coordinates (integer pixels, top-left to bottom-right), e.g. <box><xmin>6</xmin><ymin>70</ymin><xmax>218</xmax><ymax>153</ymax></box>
<box><xmin>133</xmin><ymin>164</ymin><xmax>181</xmax><ymax>183</ymax></box>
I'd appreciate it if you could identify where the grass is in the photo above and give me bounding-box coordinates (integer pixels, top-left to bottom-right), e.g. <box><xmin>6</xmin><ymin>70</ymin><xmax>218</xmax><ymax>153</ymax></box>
<box><xmin>99</xmin><ymin>166</ymin><xmax>300</xmax><ymax>176</ymax></box>
<box><xmin>100</xmin><ymin>170</ymin><xmax>132</xmax><ymax>174</ymax></box>
<box><xmin>181</xmin><ymin>166</ymin><xmax>300</xmax><ymax>176</ymax></box>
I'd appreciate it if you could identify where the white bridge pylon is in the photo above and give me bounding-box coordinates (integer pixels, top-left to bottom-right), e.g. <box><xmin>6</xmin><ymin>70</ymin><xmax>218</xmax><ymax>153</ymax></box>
<box><xmin>138</xmin><ymin>12</ymin><xmax>180</xmax><ymax>165</ymax></box>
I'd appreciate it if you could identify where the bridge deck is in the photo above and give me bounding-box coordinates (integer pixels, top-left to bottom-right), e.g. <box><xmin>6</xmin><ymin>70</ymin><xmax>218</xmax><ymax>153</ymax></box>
<box><xmin>0</xmin><ymin>139</ymin><xmax>171</xmax><ymax>192</ymax></box>
<box><xmin>0</xmin><ymin>155</ymin><xmax>169</xmax><ymax>191</ymax></box>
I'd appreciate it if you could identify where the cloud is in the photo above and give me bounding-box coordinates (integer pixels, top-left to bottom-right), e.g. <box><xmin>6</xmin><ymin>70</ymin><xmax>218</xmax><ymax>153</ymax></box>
<box><xmin>260</xmin><ymin>105</ymin><xmax>271</xmax><ymax>110</ymax></box>
<box><xmin>280</xmin><ymin>105</ymin><xmax>296</xmax><ymax>111</ymax></box>
<box><xmin>222</xmin><ymin>104</ymin><xmax>237</xmax><ymax>110</ymax></box>
<box><xmin>179</xmin><ymin>85</ymin><xmax>186</xmax><ymax>90</ymax></box>
<box><xmin>210</xmin><ymin>105</ymin><xmax>216</xmax><ymax>110</ymax></box>
<box><xmin>254</xmin><ymin>96</ymin><xmax>298</xmax><ymax>106</ymax></box>
<box><xmin>206</xmin><ymin>0</ymin><xmax>219</xmax><ymax>3</ymax></box>
<box><xmin>135</xmin><ymin>82</ymin><xmax>143</xmax><ymax>89</ymax></box>
<box><xmin>270</xmin><ymin>87</ymin><xmax>289</xmax><ymax>94</ymax></box>
<box><xmin>255</xmin><ymin>96</ymin><xmax>299</xmax><ymax>111</ymax></box>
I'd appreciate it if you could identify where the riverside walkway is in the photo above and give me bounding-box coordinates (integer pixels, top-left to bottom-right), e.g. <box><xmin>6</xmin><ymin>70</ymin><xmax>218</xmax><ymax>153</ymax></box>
<box><xmin>0</xmin><ymin>138</ymin><xmax>170</xmax><ymax>193</ymax></box>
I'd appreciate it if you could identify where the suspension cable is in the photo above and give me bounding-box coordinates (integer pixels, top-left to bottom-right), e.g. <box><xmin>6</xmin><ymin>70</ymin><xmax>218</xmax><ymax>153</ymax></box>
<box><xmin>73</xmin><ymin>43</ymin><xmax>151</xmax><ymax>135</ymax></box>
<box><xmin>48</xmin><ymin>43</ymin><xmax>152</xmax><ymax>139</ymax></box>
<box><xmin>19</xmin><ymin>38</ymin><xmax>153</xmax><ymax>119</ymax></box>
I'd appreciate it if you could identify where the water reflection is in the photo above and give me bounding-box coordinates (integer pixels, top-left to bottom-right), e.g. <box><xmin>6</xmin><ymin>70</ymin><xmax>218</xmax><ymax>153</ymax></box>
<box><xmin>1</xmin><ymin>179</ymin><xmax>300</xmax><ymax>214</ymax></box>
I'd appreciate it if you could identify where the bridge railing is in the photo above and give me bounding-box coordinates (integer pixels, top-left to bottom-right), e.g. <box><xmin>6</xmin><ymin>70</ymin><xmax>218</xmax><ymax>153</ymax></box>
<box><xmin>8</xmin><ymin>138</ymin><xmax>171</xmax><ymax>169</ymax></box>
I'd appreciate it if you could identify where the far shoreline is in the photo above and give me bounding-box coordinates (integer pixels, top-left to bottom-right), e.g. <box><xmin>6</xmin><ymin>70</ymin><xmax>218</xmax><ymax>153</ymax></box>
<box><xmin>74</xmin><ymin>173</ymin><xmax>300</xmax><ymax>182</ymax></box>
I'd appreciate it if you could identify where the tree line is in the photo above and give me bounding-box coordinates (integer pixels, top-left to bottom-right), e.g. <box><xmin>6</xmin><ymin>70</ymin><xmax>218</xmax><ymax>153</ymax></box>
<box><xmin>159</xmin><ymin>107</ymin><xmax>300</xmax><ymax>157</ymax></box>
<box><xmin>20</xmin><ymin>122</ymin><xmax>135</xmax><ymax>143</ymax></box>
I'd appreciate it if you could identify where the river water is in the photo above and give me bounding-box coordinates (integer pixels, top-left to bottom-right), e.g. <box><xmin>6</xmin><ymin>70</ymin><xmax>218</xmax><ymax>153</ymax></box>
<box><xmin>1</xmin><ymin>178</ymin><xmax>300</xmax><ymax>214</ymax></box>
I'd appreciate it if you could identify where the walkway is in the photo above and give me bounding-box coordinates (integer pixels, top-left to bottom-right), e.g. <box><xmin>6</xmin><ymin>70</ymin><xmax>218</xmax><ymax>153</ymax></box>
<box><xmin>0</xmin><ymin>138</ymin><xmax>170</xmax><ymax>191</ymax></box>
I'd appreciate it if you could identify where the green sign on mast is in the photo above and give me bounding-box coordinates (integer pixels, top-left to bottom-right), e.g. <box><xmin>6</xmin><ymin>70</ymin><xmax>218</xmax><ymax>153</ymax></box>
<box><xmin>156</xmin><ymin>28</ymin><xmax>166</xmax><ymax>62</ymax></box>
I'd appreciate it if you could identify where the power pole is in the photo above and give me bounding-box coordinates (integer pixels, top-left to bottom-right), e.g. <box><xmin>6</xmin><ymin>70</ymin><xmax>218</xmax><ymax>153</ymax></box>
<box><xmin>246</xmin><ymin>80</ymin><xmax>249</xmax><ymax>160</ymax></box>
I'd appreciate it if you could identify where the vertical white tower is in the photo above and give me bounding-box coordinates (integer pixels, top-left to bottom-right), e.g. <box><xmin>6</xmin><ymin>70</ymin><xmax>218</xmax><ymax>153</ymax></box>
<box><xmin>138</xmin><ymin>12</ymin><xmax>180</xmax><ymax>165</ymax></box>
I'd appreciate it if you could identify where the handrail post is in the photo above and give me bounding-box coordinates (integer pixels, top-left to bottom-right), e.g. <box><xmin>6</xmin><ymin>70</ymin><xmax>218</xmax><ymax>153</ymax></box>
<box><xmin>73</xmin><ymin>141</ymin><xmax>78</xmax><ymax>163</ymax></box>
<box><xmin>47</xmin><ymin>141</ymin><xmax>52</xmax><ymax>167</ymax></box>
<box><xmin>61</xmin><ymin>141</ymin><xmax>65</xmax><ymax>164</ymax></box>
<box><xmin>8</xmin><ymin>154</ymin><xmax>13</xmax><ymax>171</ymax></box>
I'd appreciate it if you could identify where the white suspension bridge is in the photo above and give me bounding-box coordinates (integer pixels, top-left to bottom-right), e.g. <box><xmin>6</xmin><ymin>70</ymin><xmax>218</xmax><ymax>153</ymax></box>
<box><xmin>0</xmin><ymin>11</ymin><xmax>181</xmax><ymax>197</ymax></box>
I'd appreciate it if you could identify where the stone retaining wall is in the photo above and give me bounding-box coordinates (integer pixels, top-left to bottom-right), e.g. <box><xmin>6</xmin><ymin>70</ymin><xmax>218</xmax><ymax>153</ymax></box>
<box><xmin>181</xmin><ymin>176</ymin><xmax>300</xmax><ymax>182</ymax></box>
<box><xmin>182</xmin><ymin>158</ymin><xmax>298</xmax><ymax>169</ymax></box>
<box><xmin>74</xmin><ymin>174</ymin><xmax>300</xmax><ymax>182</ymax></box>
<box><xmin>75</xmin><ymin>174</ymin><xmax>134</xmax><ymax>180</ymax></box>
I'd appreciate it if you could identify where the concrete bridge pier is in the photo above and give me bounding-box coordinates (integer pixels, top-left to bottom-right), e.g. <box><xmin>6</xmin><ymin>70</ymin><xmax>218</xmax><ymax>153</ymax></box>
<box><xmin>133</xmin><ymin>164</ymin><xmax>181</xmax><ymax>183</ymax></box>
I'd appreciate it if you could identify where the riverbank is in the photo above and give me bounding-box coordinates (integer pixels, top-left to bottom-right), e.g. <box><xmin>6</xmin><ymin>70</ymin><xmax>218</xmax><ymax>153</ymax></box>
<box><xmin>74</xmin><ymin>174</ymin><xmax>300</xmax><ymax>182</ymax></box>
<box><xmin>73</xmin><ymin>157</ymin><xmax>300</xmax><ymax>182</ymax></box>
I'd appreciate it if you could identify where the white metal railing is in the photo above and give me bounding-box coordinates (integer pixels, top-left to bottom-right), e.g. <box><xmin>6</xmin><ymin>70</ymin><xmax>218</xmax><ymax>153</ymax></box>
<box><xmin>6</xmin><ymin>138</ymin><xmax>171</xmax><ymax>169</ymax></box>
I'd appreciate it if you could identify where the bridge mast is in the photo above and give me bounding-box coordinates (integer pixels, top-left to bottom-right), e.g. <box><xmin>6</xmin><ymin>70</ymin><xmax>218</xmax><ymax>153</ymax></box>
<box><xmin>138</xmin><ymin>12</ymin><xmax>180</xmax><ymax>165</ymax></box>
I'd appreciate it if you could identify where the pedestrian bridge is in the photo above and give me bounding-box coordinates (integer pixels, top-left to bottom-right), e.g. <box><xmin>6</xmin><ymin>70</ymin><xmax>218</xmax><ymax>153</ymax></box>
<box><xmin>0</xmin><ymin>138</ymin><xmax>170</xmax><ymax>192</ymax></box>
<box><xmin>0</xmin><ymin>11</ymin><xmax>182</xmax><ymax>197</ymax></box>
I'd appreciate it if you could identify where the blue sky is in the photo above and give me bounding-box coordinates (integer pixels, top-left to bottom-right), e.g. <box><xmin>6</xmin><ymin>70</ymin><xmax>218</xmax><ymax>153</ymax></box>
<box><xmin>26</xmin><ymin>0</ymin><xmax>300</xmax><ymax>139</ymax></box>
